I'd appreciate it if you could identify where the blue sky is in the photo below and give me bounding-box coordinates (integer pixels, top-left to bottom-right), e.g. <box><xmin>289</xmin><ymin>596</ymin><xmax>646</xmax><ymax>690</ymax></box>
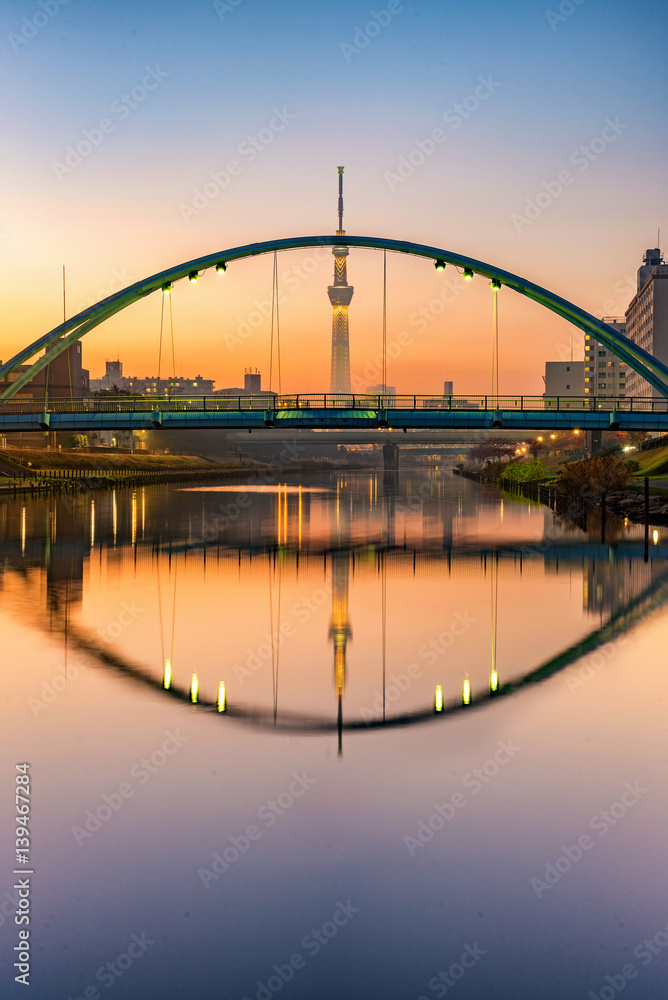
<box><xmin>1</xmin><ymin>0</ymin><xmax>666</xmax><ymax>391</ymax></box>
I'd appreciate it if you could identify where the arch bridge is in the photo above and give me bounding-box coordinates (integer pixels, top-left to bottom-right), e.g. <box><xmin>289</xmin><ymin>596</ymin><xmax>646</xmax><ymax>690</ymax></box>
<box><xmin>2</xmin><ymin>235</ymin><xmax>668</xmax><ymax>431</ymax></box>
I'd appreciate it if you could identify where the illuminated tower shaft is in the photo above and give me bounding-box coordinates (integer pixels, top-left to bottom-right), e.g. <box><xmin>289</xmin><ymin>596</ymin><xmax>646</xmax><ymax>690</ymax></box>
<box><xmin>328</xmin><ymin>166</ymin><xmax>353</xmax><ymax>393</ymax></box>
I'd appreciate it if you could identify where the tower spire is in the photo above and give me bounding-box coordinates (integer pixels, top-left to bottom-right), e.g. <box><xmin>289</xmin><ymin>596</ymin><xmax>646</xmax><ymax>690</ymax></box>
<box><xmin>328</xmin><ymin>166</ymin><xmax>353</xmax><ymax>393</ymax></box>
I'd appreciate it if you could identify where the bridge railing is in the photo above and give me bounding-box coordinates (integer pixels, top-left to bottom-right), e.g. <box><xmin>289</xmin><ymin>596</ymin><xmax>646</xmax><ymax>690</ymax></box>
<box><xmin>1</xmin><ymin>394</ymin><xmax>667</xmax><ymax>414</ymax></box>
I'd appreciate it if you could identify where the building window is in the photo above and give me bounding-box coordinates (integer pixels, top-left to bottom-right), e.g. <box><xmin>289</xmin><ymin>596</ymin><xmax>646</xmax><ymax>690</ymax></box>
<box><xmin>566</xmin><ymin>384</ymin><xmax>570</xmax><ymax>389</ymax></box>
<box><xmin>566</xmin><ymin>366</ymin><xmax>570</xmax><ymax>371</ymax></box>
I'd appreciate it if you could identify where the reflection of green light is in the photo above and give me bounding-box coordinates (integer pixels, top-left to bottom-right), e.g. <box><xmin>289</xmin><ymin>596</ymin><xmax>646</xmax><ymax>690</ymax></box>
<box><xmin>163</xmin><ymin>659</ymin><xmax>172</xmax><ymax>690</ymax></box>
<box><xmin>490</xmin><ymin>279</ymin><xmax>501</xmax><ymax>290</ymax></box>
<box><xmin>190</xmin><ymin>673</ymin><xmax>199</xmax><ymax>703</ymax></box>
<box><xmin>217</xmin><ymin>682</ymin><xmax>226</xmax><ymax>712</ymax></box>
<box><xmin>462</xmin><ymin>679</ymin><xmax>471</xmax><ymax>705</ymax></box>
<box><xmin>434</xmin><ymin>685</ymin><xmax>443</xmax><ymax>713</ymax></box>
<box><xmin>490</xmin><ymin>669</ymin><xmax>498</xmax><ymax>694</ymax></box>
<box><xmin>463</xmin><ymin>268</ymin><xmax>473</xmax><ymax>280</ymax></box>
<box><xmin>162</xmin><ymin>282</ymin><xmax>172</xmax><ymax>294</ymax></box>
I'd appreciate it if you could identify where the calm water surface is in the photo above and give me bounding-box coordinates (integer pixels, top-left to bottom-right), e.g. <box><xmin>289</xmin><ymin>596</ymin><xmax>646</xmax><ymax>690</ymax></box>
<box><xmin>1</xmin><ymin>469</ymin><xmax>667</xmax><ymax>998</ymax></box>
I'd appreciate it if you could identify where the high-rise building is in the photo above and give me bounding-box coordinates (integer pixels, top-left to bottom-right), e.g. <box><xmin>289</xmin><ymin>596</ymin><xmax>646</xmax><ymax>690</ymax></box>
<box><xmin>328</xmin><ymin>167</ymin><xmax>353</xmax><ymax>393</ymax></box>
<box><xmin>584</xmin><ymin>320</ymin><xmax>627</xmax><ymax>398</ymax></box>
<box><xmin>544</xmin><ymin>361</ymin><xmax>584</xmax><ymax>401</ymax></box>
<box><xmin>625</xmin><ymin>248</ymin><xmax>668</xmax><ymax>399</ymax></box>
<box><xmin>367</xmin><ymin>384</ymin><xmax>396</xmax><ymax>395</ymax></box>
<box><xmin>0</xmin><ymin>339</ymin><xmax>88</xmax><ymax>400</ymax></box>
<box><xmin>244</xmin><ymin>368</ymin><xmax>261</xmax><ymax>392</ymax></box>
<box><xmin>443</xmin><ymin>381</ymin><xmax>453</xmax><ymax>395</ymax></box>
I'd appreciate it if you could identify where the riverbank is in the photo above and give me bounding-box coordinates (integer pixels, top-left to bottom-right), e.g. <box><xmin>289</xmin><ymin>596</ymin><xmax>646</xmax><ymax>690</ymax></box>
<box><xmin>454</xmin><ymin>467</ymin><xmax>668</xmax><ymax>526</ymax></box>
<box><xmin>0</xmin><ymin>448</ymin><xmax>353</xmax><ymax>496</ymax></box>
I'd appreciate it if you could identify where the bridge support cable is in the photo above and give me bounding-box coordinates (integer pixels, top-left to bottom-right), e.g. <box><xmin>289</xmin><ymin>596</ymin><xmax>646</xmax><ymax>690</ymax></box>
<box><xmin>268</xmin><ymin>553</ymin><xmax>283</xmax><ymax>724</ymax></box>
<box><xmin>157</xmin><ymin>291</ymin><xmax>166</xmax><ymax>388</ymax></box>
<box><xmin>491</xmin><ymin>285</ymin><xmax>500</xmax><ymax>397</ymax></box>
<box><xmin>381</xmin><ymin>553</ymin><xmax>387</xmax><ymax>722</ymax></box>
<box><xmin>269</xmin><ymin>251</ymin><xmax>282</xmax><ymax>394</ymax></box>
<box><xmin>490</xmin><ymin>553</ymin><xmax>499</xmax><ymax>692</ymax></box>
<box><xmin>169</xmin><ymin>287</ymin><xmax>176</xmax><ymax>389</ymax></box>
<box><xmin>382</xmin><ymin>249</ymin><xmax>387</xmax><ymax>394</ymax></box>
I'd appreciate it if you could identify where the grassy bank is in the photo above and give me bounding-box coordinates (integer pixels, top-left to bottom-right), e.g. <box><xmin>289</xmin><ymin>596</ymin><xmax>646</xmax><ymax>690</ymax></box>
<box><xmin>1</xmin><ymin>448</ymin><xmax>224</xmax><ymax>472</ymax></box>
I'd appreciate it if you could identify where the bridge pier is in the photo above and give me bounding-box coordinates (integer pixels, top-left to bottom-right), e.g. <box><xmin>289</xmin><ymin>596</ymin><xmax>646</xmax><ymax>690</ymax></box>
<box><xmin>382</xmin><ymin>442</ymin><xmax>399</xmax><ymax>471</ymax></box>
<box><xmin>585</xmin><ymin>430</ymin><xmax>604</xmax><ymax>458</ymax></box>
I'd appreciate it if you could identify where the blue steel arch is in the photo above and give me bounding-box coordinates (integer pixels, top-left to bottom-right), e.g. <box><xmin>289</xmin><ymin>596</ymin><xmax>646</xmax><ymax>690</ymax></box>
<box><xmin>2</xmin><ymin>234</ymin><xmax>667</xmax><ymax>401</ymax></box>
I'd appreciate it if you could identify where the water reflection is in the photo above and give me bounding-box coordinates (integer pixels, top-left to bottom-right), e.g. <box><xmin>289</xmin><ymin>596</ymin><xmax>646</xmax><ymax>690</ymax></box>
<box><xmin>2</xmin><ymin>470</ymin><xmax>667</xmax><ymax>747</ymax></box>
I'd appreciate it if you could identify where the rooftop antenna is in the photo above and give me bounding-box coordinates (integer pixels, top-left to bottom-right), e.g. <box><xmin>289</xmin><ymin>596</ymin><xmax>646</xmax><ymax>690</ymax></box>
<box><xmin>337</xmin><ymin>165</ymin><xmax>344</xmax><ymax>235</ymax></box>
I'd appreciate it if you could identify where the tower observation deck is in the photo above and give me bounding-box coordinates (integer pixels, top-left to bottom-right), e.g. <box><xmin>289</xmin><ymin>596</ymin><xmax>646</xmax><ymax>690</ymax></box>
<box><xmin>328</xmin><ymin>166</ymin><xmax>353</xmax><ymax>393</ymax></box>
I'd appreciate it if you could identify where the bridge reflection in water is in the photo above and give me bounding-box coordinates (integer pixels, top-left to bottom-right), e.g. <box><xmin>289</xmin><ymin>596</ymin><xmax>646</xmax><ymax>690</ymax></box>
<box><xmin>2</xmin><ymin>470</ymin><xmax>666</xmax><ymax>748</ymax></box>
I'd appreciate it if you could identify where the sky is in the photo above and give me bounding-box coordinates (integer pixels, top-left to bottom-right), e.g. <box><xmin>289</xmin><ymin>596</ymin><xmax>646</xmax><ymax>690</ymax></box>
<box><xmin>1</xmin><ymin>0</ymin><xmax>667</xmax><ymax>394</ymax></box>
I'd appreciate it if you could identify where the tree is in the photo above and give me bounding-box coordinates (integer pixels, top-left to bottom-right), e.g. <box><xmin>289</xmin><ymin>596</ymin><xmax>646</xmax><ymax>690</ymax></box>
<box><xmin>468</xmin><ymin>437</ymin><xmax>516</xmax><ymax>464</ymax></box>
<box><xmin>558</xmin><ymin>454</ymin><xmax>631</xmax><ymax>496</ymax></box>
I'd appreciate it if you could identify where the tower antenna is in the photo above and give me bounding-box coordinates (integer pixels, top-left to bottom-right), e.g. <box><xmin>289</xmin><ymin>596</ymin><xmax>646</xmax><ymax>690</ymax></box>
<box><xmin>337</xmin><ymin>165</ymin><xmax>344</xmax><ymax>234</ymax></box>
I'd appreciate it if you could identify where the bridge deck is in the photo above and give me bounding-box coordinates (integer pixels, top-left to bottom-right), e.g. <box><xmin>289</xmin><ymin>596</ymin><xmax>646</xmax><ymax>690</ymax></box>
<box><xmin>2</xmin><ymin>394</ymin><xmax>668</xmax><ymax>431</ymax></box>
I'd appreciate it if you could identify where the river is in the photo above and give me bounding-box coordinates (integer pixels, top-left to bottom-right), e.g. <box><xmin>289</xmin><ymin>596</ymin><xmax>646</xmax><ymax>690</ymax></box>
<box><xmin>1</xmin><ymin>468</ymin><xmax>667</xmax><ymax>998</ymax></box>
